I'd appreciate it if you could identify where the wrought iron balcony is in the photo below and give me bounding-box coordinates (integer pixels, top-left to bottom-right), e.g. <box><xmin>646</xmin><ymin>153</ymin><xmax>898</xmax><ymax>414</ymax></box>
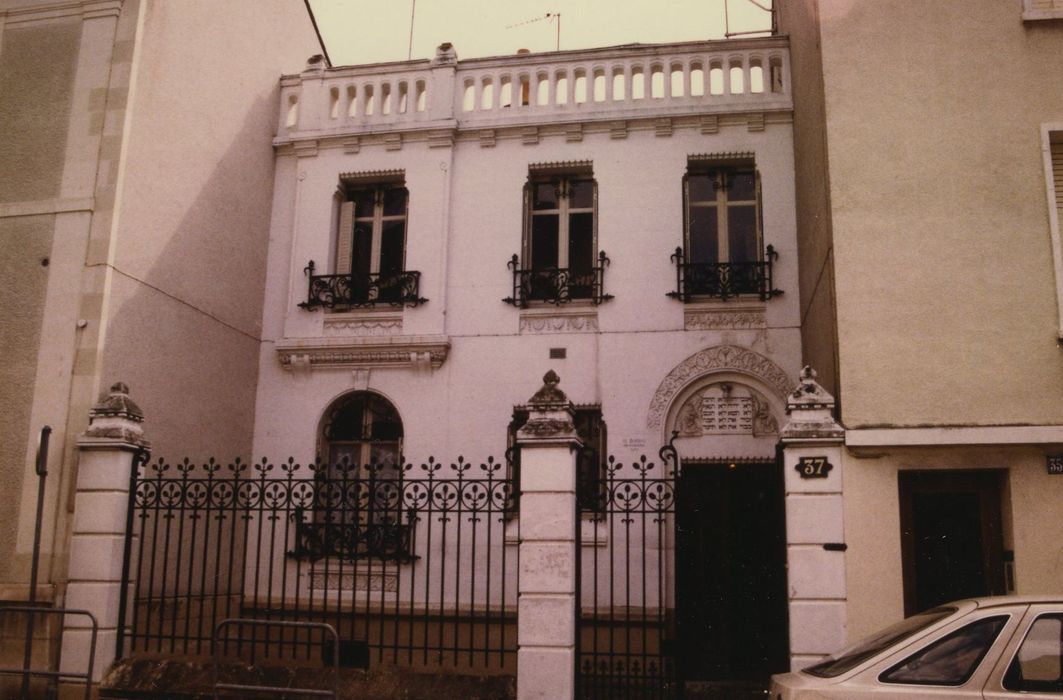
<box><xmin>298</xmin><ymin>260</ymin><xmax>427</xmax><ymax>309</ymax></box>
<box><xmin>666</xmin><ymin>245</ymin><xmax>782</xmax><ymax>302</ymax></box>
<box><xmin>289</xmin><ymin>512</ymin><xmax>415</xmax><ymax>562</ymax></box>
<box><xmin>502</xmin><ymin>251</ymin><xmax>614</xmax><ymax>308</ymax></box>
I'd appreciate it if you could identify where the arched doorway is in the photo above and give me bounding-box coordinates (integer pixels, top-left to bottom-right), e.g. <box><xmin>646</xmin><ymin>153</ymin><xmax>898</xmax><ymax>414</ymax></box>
<box><xmin>654</xmin><ymin>353</ymin><xmax>792</xmax><ymax>688</ymax></box>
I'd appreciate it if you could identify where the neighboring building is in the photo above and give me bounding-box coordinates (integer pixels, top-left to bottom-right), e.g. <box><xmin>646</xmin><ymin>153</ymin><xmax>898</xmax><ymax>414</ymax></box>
<box><xmin>780</xmin><ymin>0</ymin><xmax>1063</xmax><ymax>647</ymax></box>
<box><xmin>0</xmin><ymin>0</ymin><xmax>316</xmax><ymax>659</ymax></box>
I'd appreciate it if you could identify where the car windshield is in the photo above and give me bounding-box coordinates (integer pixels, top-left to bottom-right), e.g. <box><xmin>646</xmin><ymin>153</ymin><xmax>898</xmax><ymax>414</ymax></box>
<box><xmin>803</xmin><ymin>607</ymin><xmax>956</xmax><ymax>678</ymax></box>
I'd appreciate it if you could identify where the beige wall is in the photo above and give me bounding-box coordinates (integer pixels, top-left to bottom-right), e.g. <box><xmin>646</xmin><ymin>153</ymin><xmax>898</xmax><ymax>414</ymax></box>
<box><xmin>844</xmin><ymin>446</ymin><xmax>1063</xmax><ymax>641</ymax></box>
<box><xmin>812</xmin><ymin>0</ymin><xmax>1063</xmax><ymax>427</ymax></box>
<box><xmin>776</xmin><ymin>0</ymin><xmax>840</xmax><ymax>401</ymax></box>
<box><xmin>97</xmin><ymin>0</ymin><xmax>318</xmax><ymax>461</ymax></box>
<box><xmin>0</xmin><ymin>0</ymin><xmax>317</xmax><ymax>589</ymax></box>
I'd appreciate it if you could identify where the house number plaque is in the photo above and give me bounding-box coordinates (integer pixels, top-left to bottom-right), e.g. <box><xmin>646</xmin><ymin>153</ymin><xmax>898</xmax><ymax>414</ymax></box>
<box><xmin>1048</xmin><ymin>455</ymin><xmax>1063</xmax><ymax>475</ymax></box>
<box><xmin>796</xmin><ymin>456</ymin><xmax>833</xmax><ymax>479</ymax></box>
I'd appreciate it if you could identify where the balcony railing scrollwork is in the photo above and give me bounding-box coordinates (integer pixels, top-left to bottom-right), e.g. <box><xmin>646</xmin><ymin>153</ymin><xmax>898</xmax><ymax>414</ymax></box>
<box><xmin>289</xmin><ymin>507</ymin><xmax>416</xmax><ymax>562</ymax></box>
<box><xmin>503</xmin><ymin>251</ymin><xmax>614</xmax><ymax>308</ymax></box>
<box><xmin>666</xmin><ymin>245</ymin><xmax>782</xmax><ymax>302</ymax></box>
<box><xmin>298</xmin><ymin>260</ymin><xmax>428</xmax><ymax>310</ymax></box>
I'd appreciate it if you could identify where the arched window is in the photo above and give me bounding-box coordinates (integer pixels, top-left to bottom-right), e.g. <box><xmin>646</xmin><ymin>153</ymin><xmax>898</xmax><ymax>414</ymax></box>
<box><xmin>320</xmin><ymin>392</ymin><xmax>403</xmax><ymax>473</ymax></box>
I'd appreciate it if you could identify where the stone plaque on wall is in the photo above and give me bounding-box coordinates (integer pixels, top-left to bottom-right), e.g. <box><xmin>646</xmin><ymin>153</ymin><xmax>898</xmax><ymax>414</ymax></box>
<box><xmin>676</xmin><ymin>382</ymin><xmax>777</xmax><ymax>438</ymax></box>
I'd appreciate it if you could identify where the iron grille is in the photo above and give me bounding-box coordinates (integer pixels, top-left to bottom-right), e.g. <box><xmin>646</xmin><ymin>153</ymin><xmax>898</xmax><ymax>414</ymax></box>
<box><xmin>299</xmin><ymin>260</ymin><xmax>427</xmax><ymax>309</ymax></box>
<box><xmin>503</xmin><ymin>251</ymin><xmax>614</xmax><ymax>307</ymax></box>
<box><xmin>667</xmin><ymin>245</ymin><xmax>782</xmax><ymax>302</ymax></box>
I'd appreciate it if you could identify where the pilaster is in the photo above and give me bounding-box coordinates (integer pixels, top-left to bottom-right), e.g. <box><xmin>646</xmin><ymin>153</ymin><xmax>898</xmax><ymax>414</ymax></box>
<box><xmin>779</xmin><ymin>366</ymin><xmax>847</xmax><ymax>670</ymax></box>
<box><xmin>515</xmin><ymin>371</ymin><xmax>582</xmax><ymax>700</ymax></box>
<box><xmin>61</xmin><ymin>383</ymin><xmax>147</xmax><ymax>683</ymax></box>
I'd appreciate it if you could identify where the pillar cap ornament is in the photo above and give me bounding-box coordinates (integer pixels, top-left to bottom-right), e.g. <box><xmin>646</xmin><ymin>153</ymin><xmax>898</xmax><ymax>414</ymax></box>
<box><xmin>81</xmin><ymin>382</ymin><xmax>149</xmax><ymax>448</ymax></box>
<box><xmin>516</xmin><ymin>370</ymin><xmax>581</xmax><ymax>445</ymax></box>
<box><xmin>780</xmin><ymin>366</ymin><xmax>843</xmax><ymax>442</ymax></box>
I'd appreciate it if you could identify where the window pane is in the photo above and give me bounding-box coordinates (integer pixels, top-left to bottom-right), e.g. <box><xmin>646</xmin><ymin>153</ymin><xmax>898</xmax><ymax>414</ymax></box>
<box><xmin>328</xmin><ymin>402</ymin><xmax>366</xmax><ymax>440</ymax></box>
<box><xmin>1004</xmin><ymin>615</ymin><xmax>1063</xmax><ymax>691</ymax></box>
<box><xmin>353</xmin><ymin>190</ymin><xmax>375</xmax><ymax>216</ymax></box>
<box><xmin>379</xmin><ymin>220</ymin><xmax>405</xmax><ymax>272</ymax></box>
<box><xmin>382</xmin><ymin>187</ymin><xmax>407</xmax><ymax>216</ymax></box>
<box><xmin>352</xmin><ymin>222</ymin><xmax>373</xmax><ymax>277</ymax></box>
<box><xmin>806</xmin><ymin>607</ymin><xmax>955</xmax><ymax>678</ymax></box>
<box><xmin>569</xmin><ymin>179</ymin><xmax>594</xmax><ymax>209</ymax></box>
<box><xmin>729</xmin><ymin>170</ymin><xmax>756</xmax><ymax>201</ymax></box>
<box><xmin>689</xmin><ymin>207</ymin><xmax>718</xmax><ymax>264</ymax></box>
<box><xmin>531</xmin><ymin>215</ymin><xmax>559</xmax><ymax>268</ymax></box>
<box><xmin>880</xmin><ymin>616</ymin><xmax>1008</xmax><ymax>685</ymax></box>
<box><xmin>329</xmin><ymin>443</ymin><xmax>362</xmax><ymax>468</ymax></box>
<box><xmin>728</xmin><ymin>206</ymin><xmax>757</xmax><ymax>264</ymax></box>
<box><xmin>533</xmin><ymin>182</ymin><xmax>558</xmax><ymax>210</ymax></box>
<box><xmin>688</xmin><ymin>173</ymin><xmax>716</xmax><ymax>203</ymax></box>
<box><xmin>569</xmin><ymin>212</ymin><xmax>594</xmax><ymax>270</ymax></box>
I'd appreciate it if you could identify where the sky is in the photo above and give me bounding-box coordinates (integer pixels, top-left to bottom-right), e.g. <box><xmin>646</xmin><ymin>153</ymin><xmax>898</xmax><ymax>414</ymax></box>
<box><xmin>309</xmin><ymin>0</ymin><xmax>774</xmax><ymax>67</ymax></box>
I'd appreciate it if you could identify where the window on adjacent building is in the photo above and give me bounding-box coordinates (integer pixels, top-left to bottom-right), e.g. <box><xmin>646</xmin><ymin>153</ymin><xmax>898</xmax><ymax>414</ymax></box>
<box><xmin>508</xmin><ymin>406</ymin><xmax>606</xmax><ymax>512</ymax></box>
<box><xmin>1023</xmin><ymin>0</ymin><xmax>1063</xmax><ymax>21</ymax></box>
<box><xmin>669</xmin><ymin>159</ymin><xmax>780</xmax><ymax>301</ymax></box>
<box><xmin>504</xmin><ymin>164</ymin><xmax>612</xmax><ymax>306</ymax></box>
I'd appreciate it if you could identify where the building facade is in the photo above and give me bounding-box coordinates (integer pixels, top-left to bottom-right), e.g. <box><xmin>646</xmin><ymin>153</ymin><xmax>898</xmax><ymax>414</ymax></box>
<box><xmin>780</xmin><ymin>0</ymin><xmax>1063</xmax><ymax>645</ymax></box>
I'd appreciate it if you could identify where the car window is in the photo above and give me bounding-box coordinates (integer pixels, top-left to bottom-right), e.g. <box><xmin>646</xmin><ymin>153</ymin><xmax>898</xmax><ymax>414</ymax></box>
<box><xmin>1003</xmin><ymin>614</ymin><xmax>1063</xmax><ymax>692</ymax></box>
<box><xmin>803</xmin><ymin>607</ymin><xmax>955</xmax><ymax>678</ymax></box>
<box><xmin>879</xmin><ymin>615</ymin><xmax>1008</xmax><ymax>685</ymax></box>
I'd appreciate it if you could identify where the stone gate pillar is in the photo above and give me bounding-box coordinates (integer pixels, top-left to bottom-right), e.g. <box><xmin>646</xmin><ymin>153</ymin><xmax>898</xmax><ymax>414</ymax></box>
<box><xmin>779</xmin><ymin>367</ymin><xmax>847</xmax><ymax>670</ymax></box>
<box><xmin>515</xmin><ymin>370</ymin><xmax>582</xmax><ymax>700</ymax></box>
<box><xmin>61</xmin><ymin>382</ymin><xmax>148</xmax><ymax>683</ymax></box>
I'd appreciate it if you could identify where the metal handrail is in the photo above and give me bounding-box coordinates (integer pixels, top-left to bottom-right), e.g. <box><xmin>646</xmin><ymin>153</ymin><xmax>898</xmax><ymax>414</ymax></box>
<box><xmin>503</xmin><ymin>250</ymin><xmax>614</xmax><ymax>307</ymax></box>
<box><xmin>212</xmin><ymin>618</ymin><xmax>339</xmax><ymax>699</ymax></box>
<box><xmin>299</xmin><ymin>260</ymin><xmax>428</xmax><ymax>309</ymax></box>
<box><xmin>667</xmin><ymin>245</ymin><xmax>782</xmax><ymax>302</ymax></box>
<box><xmin>0</xmin><ymin>606</ymin><xmax>98</xmax><ymax>700</ymax></box>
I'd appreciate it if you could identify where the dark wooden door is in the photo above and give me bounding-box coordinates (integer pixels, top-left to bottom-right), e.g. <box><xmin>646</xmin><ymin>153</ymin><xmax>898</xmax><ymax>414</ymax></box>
<box><xmin>675</xmin><ymin>461</ymin><xmax>789</xmax><ymax>684</ymax></box>
<box><xmin>899</xmin><ymin>470</ymin><xmax>1006</xmax><ymax>616</ymax></box>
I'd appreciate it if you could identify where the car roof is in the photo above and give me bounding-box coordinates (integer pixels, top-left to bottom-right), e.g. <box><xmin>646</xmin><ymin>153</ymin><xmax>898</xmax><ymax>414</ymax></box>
<box><xmin>966</xmin><ymin>594</ymin><xmax>1063</xmax><ymax>609</ymax></box>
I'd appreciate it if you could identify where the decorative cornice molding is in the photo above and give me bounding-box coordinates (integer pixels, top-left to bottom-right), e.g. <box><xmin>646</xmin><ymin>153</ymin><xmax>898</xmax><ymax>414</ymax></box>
<box><xmin>276</xmin><ymin>335</ymin><xmax>449</xmax><ymax>370</ymax></box>
<box><xmin>647</xmin><ymin>345</ymin><xmax>794</xmax><ymax>430</ymax></box>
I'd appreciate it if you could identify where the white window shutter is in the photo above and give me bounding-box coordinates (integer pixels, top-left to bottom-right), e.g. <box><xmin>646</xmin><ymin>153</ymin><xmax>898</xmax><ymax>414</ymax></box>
<box><xmin>336</xmin><ymin>200</ymin><xmax>355</xmax><ymax>274</ymax></box>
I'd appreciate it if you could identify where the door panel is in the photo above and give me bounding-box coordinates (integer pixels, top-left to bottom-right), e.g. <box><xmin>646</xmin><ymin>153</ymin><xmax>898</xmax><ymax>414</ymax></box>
<box><xmin>899</xmin><ymin>471</ymin><xmax>1006</xmax><ymax>616</ymax></box>
<box><xmin>676</xmin><ymin>461</ymin><xmax>788</xmax><ymax>684</ymax></box>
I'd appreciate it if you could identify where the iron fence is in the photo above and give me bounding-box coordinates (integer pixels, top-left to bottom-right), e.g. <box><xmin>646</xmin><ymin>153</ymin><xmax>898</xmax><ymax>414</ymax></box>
<box><xmin>121</xmin><ymin>456</ymin><xmax>517</xmax><ymax>673</ymax></box>
<box><xmin>578</xmin><ymin>449</ymin><xmax>679</xmax><ymax>699</ymax></box>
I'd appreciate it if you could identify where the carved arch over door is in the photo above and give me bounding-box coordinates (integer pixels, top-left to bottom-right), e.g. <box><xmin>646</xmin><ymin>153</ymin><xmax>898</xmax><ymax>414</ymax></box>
<box><xmin>646</xmin><ymin>344</ymin><xmax>794</xmax><ymax>430</ymax></box>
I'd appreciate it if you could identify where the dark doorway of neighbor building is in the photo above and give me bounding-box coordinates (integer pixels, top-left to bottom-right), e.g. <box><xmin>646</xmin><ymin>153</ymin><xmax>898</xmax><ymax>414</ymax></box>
<box><xmin>899</xmin><ymin>470</ymin><xmax>1006</xmax><ymax>616</ymax></box>
<box><xmin>676</xmin><ymin>460</ymin><xmax>789</xmax><ymax>687</ymax></box>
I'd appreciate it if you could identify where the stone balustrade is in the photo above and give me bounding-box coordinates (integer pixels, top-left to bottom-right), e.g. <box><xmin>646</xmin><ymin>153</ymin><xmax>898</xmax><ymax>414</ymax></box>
<box><xmin>276</xmin><ymin>37</ymin><xmax>790</xmax><ymax>142</ymax></box>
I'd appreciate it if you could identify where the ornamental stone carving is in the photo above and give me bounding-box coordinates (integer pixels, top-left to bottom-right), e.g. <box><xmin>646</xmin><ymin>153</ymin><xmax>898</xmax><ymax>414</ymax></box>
<box><xmin>82</xmin><ymin>382</ymin><xmax>149</xmax><ymax>446</ymax></box>
<box><xmin>674</xmin><ymin>382</ymin><xmax>778</xmax><ymax>437</ymax></box>
<box><xmin>519</xmin><ymin>312</ymin><xmax>599</xmax><ymax>334</ymax></box>
<box><xmin>517</xmin><ymin>370</ymin><xmax>580</xmax><ymax>443</ymax></box>
<box><xmin>684</xmin><ymin>308</ymin><xmax>766</xmax><ymax>330</ymax></box>
<box><xmin>646</xmin><ymin>345</ymin><xmax>794</xmax><ymax>430</ymax></box>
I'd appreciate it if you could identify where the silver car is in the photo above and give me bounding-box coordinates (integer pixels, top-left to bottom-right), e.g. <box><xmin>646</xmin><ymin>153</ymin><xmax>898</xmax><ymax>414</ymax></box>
<box><xmin>770</xmin><ymin>596</ymin><xmax>1063</xmax><ymax>699</ymax></box>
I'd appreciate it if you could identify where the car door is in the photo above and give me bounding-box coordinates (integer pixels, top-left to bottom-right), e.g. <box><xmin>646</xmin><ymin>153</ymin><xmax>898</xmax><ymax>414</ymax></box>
<box><xmin>983</xmin><ymin>604</ymin><xmax>1063</xmax><ymax>699</ymax></box>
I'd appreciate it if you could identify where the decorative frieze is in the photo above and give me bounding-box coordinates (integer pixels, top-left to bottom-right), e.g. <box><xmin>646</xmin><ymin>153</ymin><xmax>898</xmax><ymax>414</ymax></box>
<box><xmin>674</xmin><ymin>382</ymin><xmax>778</xmax><ymax>437</ymax></box>
<box><xmin>684</xmin><ymin>306</ymin><xmax>766</xmax><ymax>330</ymax></box>
<box><xmin>323</xmin><ymin>312</ymin><xmax>403</xmax><ymax>337</ymax></box>
<box><xmin>519</xmin><ymin>309</ymin><xmax>598</xmax><ymax>334</ymax></box>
